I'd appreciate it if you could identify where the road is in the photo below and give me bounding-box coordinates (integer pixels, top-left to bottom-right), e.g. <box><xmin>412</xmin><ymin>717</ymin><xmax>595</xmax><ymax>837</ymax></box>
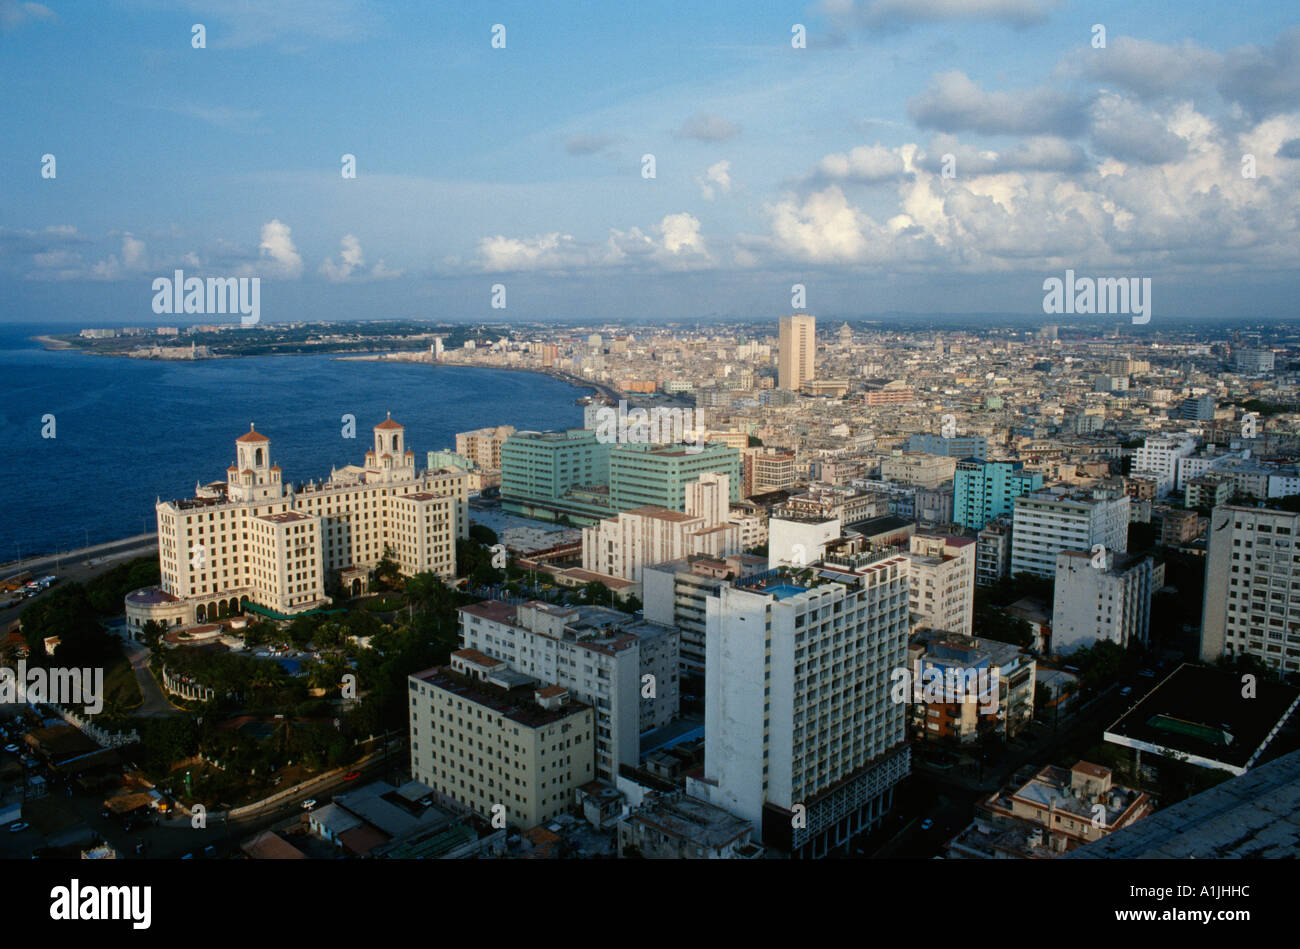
<box><xmin>0</xmin><ymin>536</ymin><xmax>158</xmax><ymax>631</ymax></box>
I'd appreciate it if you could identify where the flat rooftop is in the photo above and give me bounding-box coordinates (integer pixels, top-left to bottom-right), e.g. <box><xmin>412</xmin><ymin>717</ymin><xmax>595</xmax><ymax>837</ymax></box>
<box><xmin>1105</xmin><ymin>663</ymin><xmax>1300</xmax><ymax>773</ymax></box>
<box><xmin>1068</xmin><ymin>747</ymin><xmax>1300</xmax><ymax>858</ymax></box>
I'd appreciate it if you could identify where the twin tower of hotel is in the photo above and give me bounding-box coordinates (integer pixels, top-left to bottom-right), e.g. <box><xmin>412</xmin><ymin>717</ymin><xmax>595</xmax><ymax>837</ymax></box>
<box><xmin>127</xmin><ymin>415</ymin><xmax>468</xmax><ymax>630</ymax></box>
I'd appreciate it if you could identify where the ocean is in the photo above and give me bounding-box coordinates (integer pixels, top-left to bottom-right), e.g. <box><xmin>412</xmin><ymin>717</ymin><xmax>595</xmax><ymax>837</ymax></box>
<box><xmin>0</xmin><ymin>324</ymin><xmax>584</xmax><ymax>561</ymax></box>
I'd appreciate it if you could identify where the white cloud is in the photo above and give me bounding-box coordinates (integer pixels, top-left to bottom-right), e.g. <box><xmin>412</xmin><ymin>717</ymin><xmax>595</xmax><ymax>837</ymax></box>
<box><xmin>476</xmin><ymin>213</ymin><xmax>711</xmax><ymax>273</ymax></box>
<box><xmin>697</xmin><ymin>160</ymin><xmax>733</xmax><ymax>199</ymax></box>
<box><xmin>319</xmin><ymin>233</ymin><xmax>402</xmax><ymax>282</ymax></box>
<box><xmin>237</xmin><ymin>219</ymin><xmax>302</xmax><ymax>279</ymax></box>
<box><xmin>811</xmin><ymin>144</ymin><xmax>908</xmax><ymax>183</ymax></box>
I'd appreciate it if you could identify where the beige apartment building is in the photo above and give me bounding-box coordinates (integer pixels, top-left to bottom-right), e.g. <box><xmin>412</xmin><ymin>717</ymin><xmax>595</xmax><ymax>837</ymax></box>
<box><xmin>880</xmin><ymin>451</ymin><xmax>957</xmax><ymax>490</ymax></box>
<box><xmin>128</xmin><ymin>416</ymin><xmax>467</xmax><ymax>629</ymax></box>
<box><xmin>778</xmin><ymin>314</ymin><xmax>816</xmax><ymax>390</ymax></box>
<box><xmin>409</xmin><ymin>649</ymin><xmax>594</xmax><ymax>830</ymax></box>
<box><xmin>906</xmin><ymin>534</ymin><xmax>976</xmax><ymax>636</ymax></box>
<box><xmin>455</xmin><ymin>425</ymin><xmax>516</xmax><ymax>473</ymax></box>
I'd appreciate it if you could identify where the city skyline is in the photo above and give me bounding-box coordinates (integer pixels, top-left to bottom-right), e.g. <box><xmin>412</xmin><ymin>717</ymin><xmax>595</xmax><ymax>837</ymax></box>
<box><xmin>4</xmin><ymin>2</ymin><xmax>1300</xmax><ymax>324</ymax></box>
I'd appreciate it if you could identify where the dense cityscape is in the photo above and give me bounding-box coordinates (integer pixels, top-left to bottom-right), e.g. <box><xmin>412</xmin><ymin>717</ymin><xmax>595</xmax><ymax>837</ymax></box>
<box><xmin>6</xmin><ymin>0</ymin><xmax>1294</xmax><ymax>932</ymax></box>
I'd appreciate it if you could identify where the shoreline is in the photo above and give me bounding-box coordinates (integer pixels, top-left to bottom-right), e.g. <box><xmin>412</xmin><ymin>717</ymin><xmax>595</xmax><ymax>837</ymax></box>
<box><xmin>28</xmin><ymin>338</ymin><xmax>622</xmax><ymax>401</ymax></box>
<box><xmin>334</xmin><ymin>352</ymin><xmax>623</xmax><ymax>402</ymax></box>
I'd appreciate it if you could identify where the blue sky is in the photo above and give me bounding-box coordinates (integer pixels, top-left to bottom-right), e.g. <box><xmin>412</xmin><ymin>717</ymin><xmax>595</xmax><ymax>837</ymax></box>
<box><xmin>3</xmin><ymin>0</ymin><xmax>1299</xmax><ymax>324</ymax></box>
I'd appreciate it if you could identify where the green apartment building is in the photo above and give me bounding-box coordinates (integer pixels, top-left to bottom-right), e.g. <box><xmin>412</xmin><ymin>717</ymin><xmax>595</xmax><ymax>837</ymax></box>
<box><xmin>500</xmin><ymin>429</ymin><xmax>741</xmax><ymax>525</ymax></box>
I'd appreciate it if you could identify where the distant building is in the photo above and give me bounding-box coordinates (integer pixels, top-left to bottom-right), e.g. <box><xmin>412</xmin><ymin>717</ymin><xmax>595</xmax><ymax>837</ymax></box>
<box><xmin>1234</xmin><ymin>349</ymin><xmax>1275</xmax><ymax>374</ymax></box>
<box><xmin>455</xmin><ymin>425</ymin><xmax>515</xmax><ymax>473</ymax></box>
<box><xmin>777</xmin><ymin>314</ymin><xmax>816</xmax><ymax>390</ymax></box>
<box><xmin>954</xmin><ymin>460</ymin><xmax>1043</xmax><ymax>531</ymax></box>
<box><xmin>907</xmin><ymin>433</ymin><xmax>988</xmax><ymax>460</ymax></box>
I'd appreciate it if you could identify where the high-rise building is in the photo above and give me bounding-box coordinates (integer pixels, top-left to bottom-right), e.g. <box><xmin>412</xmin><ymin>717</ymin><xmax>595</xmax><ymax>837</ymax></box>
<box><xmin>408</xmin><ymin>650</ymin><xmax>594</xmax><ymax>829</ymax></box>
<box><xmin>953</xmin><ymin>459</ymin><xmax>1043</xmax><ymax>530</ymax></box>
<box><xmin>642</xmin><ymin>553</ymin><xmax>768</xmax><ymax>677</ymax></box>
<box><xmin>1200</xmin><ymin>505</ymin><xmax>1300</xmax><ymax>673</ymax></box>
<box><xmin>499</xmin><ymin>428</ymin><xmax>613</xmax><ymax>524</ymax></box>
<box><xmin>1052</xmin><ymin>550</ymin><xmax>1154</xmax><ymax>655</ymax></box>
<box><xmin>778</xmin><ymin>314</ymin><xmax>816</xmax><ymax>390</ymax></box>
<box><xmin>688</xmin><ymin>550</ymin><xmax>911</xmax><ymax>858</ymax></box>
<box><xmin>458</xmin><ymin>601</ymin><xmax>679</xmax><ymax>778</ymax></box>
<box><xmin>1010</xmin><ymin>492</ymin><xmax>1130</xmax><ymax>578</ymax></box>
<box><xmin>608</xmin><ymin>442</ymin><xmax>742</xmax><ymax>511</ymax></box>
<box><xmin>906</xmin><ymin>534</ymin><xmax>976</xmax><ymax>636</ymax></box>
<box><xmin>582</xmin><ymin>474</ymin><xmax>740</xmax><ymax>582</ymax></box>
<box><xmin>127</xmin><ymin>417</ymin><xmax>467</xmax><ymax>630</ymax></box>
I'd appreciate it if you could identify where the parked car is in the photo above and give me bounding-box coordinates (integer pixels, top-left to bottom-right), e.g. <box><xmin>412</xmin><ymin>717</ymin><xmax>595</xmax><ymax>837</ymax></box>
<box><xmin>920</xmin><ymin>818</ymin><xmax>934</xmax><ymax>831</ymax></box>
<box><xmin>1119</xmin><ymin>685</ymin><xmax>1133</xmax><ymax>696</ymax></box>
<box><xmin>344</xmin><ymin>770</ymin><xmax>361</xmax><ymax>781</ymax></box>
<box><xmin>300</xmin><ymin>799</ymin><xmax>317</xmax><ymax>810</ymax></box>
<box><xmin>8</xmin><ymin>821</ymin><xmax>29</xmax><ymax>833</ymax></box>
<box><xmin>3</xmin><ymin>744</ymin><xmax>19</xmax><ymax>754</ymax></box>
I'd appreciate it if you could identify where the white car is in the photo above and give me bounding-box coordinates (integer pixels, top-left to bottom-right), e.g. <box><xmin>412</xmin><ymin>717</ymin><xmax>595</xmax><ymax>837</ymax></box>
<box><xmin>3</xmin><ymin>744</ymin><xmax>19</xmax><ymax>754</ymax></box>
<box><xmin>300</xmin><ymin>799</ymin><xmax>317</xmax><ymax>810</ymax></box>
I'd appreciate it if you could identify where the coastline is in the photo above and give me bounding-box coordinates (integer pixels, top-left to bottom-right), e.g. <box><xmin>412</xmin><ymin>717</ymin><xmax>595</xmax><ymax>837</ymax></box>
<box><xmin>333</xmin><ymin>352</ymin><xmax>623</xmax><ymax>403</ymax></box>
<box><xmin>31</xmin><ymin>334</ymin><xmax>76</xmax><ymax>350</ymax></box>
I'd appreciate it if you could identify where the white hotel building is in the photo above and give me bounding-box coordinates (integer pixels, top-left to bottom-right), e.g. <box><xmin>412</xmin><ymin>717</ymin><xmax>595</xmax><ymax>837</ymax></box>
<box><xmin>1010</xmin><ymin>492</ymin><xmax>1130</xmax><ymax>579</ymax></box>
<box><xmin>689</xmin><ymin>550</ymin><xmax>912</xmax><ymax>858</ymax></box>
<box><xmin>126</xmin><ymin>416</ymin><xmax>468</xmax><ymax>630</ymax></box>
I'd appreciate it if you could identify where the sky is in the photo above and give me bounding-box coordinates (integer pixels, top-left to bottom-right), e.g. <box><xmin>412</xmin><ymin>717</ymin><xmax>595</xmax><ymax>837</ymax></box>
<box><xmin>2</xmin><ymin>0</ymin><xmax>1299</xmax><ymax>324</ymax></box>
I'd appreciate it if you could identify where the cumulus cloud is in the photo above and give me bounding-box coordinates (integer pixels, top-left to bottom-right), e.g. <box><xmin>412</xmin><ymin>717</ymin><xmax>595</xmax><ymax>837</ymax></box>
<box><xmin>319</xmin><ymin>234</ymin><xmax>402</xmax><ymax>282</ymax></box>
<box><xmin>914</xmin><ymin>135</ymin><xmax>1087</xmax><ymax>176</ymax></box>
<box><xmin>476</xmin><ymin>214</ymin><xmax>711</xmax><ymax>273</ymax></box>
<box><xmin>810</xmin><ymin>144</ymin><xmax>908</xmax><ymax>183</ymax></box>
<box><xmin>1219</xmin><ymin>27</ymin><xmax>1300</xmax><ymax>121</ymax></box>
<box><xmin>908</xmin><ymin>71</ymin><xmax>1088</xmax><ymax>137</ymax></box>
<box><xmin>1087</xmin><ymin>94</ymin><xmax>1188</xmax><ymax>165</ymax></box>
<box><xmin>238</xmin><ymin>219</ymin><xmax>302</xmax><ymax>278</ymax></box>
<box><xmin>90</xmin><ymin>233</ymin><xmax>148</xmax><ymax>280</ymax></box>
<box><xmin>675</xmin><ymin>113</ymin><xmax>741</xmax><ymax>142</ymax></box>
<box><xmin>1058</xmin><ymin>36</ymin><xmax>1223</xmax><ymax>99</ymax></box>
<box><xmin>761</xmin><ymin>96</ymin><xmax>1300</xmax><ymax>276</ymax></box>
<box><xmin>697</xmin><ymin>160</ymin><xmax>733</xmax><ymax>199</ymax></box>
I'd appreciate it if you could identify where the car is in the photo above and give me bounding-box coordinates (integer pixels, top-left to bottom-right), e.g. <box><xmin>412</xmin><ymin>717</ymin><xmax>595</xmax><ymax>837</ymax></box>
<box><xmin>920</xmin><ymin>818</ymin><xmax>934</xmax><ymax>831</ymax></box>
<box><xmin>1119</xmin><ymin>685</ymin><xmax>1133</xmax><ymax>696</ymax></box>
<box><xmin>3</xmin><ymin>744</ymin><xmax>18</xmax><ymax>754</ymax></box>
<box><xmin>8</xmin><ymin>821</ymin><xmax>29</xmax><ymax>833</ymax></box>
<box><xmin>1138</xmin><ymin>668</ymin><xmax>1156</xmax><ymax>678</ymax></box>
<box><xmin>180</xmin><ymin>852</ymin><xmax>193</xmax><ymax>860</ymax></box>
<box><xmin>343</xmin><ymin>770</ymin><xmax>361</xmax><ymax>781</ymax></box>
<box><xmin>300</xmin><ymin>799</ymin><xmax>317</xmax><ymax>810</ymax></box>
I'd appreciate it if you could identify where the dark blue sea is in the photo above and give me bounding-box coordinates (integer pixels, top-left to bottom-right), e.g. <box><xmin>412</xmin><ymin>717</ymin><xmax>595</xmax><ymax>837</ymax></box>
<box><xmin>0</xmin><ymin>324</ymin><xmax>584</xmax><ymax>561</ymax></box>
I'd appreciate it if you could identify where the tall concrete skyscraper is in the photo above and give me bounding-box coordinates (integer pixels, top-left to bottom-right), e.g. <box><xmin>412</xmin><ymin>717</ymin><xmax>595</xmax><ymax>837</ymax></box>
<box><xmin>778</xmin><ymin>314</ymin><xmax>816</xmax><ymax>390</ymax></box>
